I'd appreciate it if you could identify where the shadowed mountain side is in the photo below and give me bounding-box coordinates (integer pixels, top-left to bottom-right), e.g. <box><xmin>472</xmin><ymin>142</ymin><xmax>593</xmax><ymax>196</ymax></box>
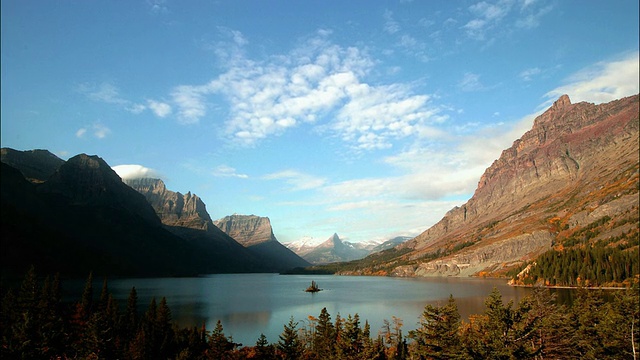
<box><xmin>1</xmin><ymin>157</ymin><xmax>195</xmax><ymax>278</ymax></box>
<box><xmin>0</xmin><ymin>152</ymin><xmax>275</xmax><ymax>278</ymax></box>
<box><xmin>1</xmin><ymin>148</ymin><xmax>65</xmax><ymax>183</ymax></box>
<box><xmin>214</xmin><ymin>214</ymin><xmax>311</xmax><ymax>271</ymax></box>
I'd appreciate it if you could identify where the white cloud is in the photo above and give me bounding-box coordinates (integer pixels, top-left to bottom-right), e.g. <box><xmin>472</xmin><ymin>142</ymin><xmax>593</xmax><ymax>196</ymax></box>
<box><xmin>147</xmin><ymin>0</ymin><xmax>168</xmax><ymax>14</ymax></box>
<box><xmin>459</xmin><ymin>72</ymin><xmax>485</xmax><ymax>91</ymax></box>
<box><xmin>171</xmin><ymin>85</ymin><xmax>207</xmax><ymax>124</ymax></box>
<box><xmin>263</xmin><ymin>170</ymin><xmax>327</xmax><ymax>191</ymax></box>
<box><xmin>519</xmin><ymin>67</ymin><xmax>541</xmax><ymax>81</ymax></box>
<box><xmin>147</xmin><ymin>100</ymin><xmax>172</xmax><ymax>117</ymax></box>
<box><xmin>79</xmin><ymin>82</ymin><xmax>147</xmax><ymax>114</ymax></box>
<box><xmin>383</xmin><ymin>10</ymin><xmax>401</xmax><ymax>34</ymax></box>
<box><xmin>76</xmin><ymin>123</ymin><xmax>112</xmax><ymax>139</ymax></box>
<box><xmin>213</xmin><ymin>165</ymin><xmax>248</xmax><ymax>179</ymax></box>
<box><xmin>93</xmin><ymin>123</ymin><xmax>111</xmax><ymax>139</ymax></box>
<box><xmin>171</xmin><ymin>31</ymin><xmax>440</xmax><ymax>150</ymax></box>
<box><xmin>112</xmin><ymin>164</ymin><xmax>163</xmax><ymax>180</ymax></box>
<box><xmin>463</xmin><ymin>0</ymin><xmax>552</xmax><ymax>39</ymax></box>
<box><xmin>544</xmin><ymin>51</ymin><xmax>640</xmax><ymax>106</ymax></box>
<box><xmin>81</xmin><ymin>82</ymin><xmax>128</xmax><ymax>105</ymax></box>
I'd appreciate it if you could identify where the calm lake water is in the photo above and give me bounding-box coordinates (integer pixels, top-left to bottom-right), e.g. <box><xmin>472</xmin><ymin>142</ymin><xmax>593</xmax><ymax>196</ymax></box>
<box><xmin>66</xmin><ymin>274</ymin><xmax>563</xmax><ymax>346</ymax></box>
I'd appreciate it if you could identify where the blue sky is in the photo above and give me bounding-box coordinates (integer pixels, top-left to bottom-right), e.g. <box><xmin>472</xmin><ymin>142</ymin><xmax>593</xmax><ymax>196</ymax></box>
<box><xmin>2</xmin><ymin>1</ymin><xmax>638</xmax><ymax>244</ymax></box>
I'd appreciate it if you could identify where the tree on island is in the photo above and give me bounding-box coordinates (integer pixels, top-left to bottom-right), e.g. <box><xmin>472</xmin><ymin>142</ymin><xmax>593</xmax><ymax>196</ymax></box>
<box><xmin>305</xmin><ymin>280</ymin><xmax>322</xmax><ymax>293</ymax></box>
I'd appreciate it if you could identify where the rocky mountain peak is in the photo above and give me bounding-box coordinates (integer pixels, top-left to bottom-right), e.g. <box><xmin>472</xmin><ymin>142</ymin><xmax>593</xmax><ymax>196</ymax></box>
<box><xmin>551</xmin><ymin>94</ymin><xmax>571</xmax><ymax>110</ymax></box>
<box><xmin>125</xmin><ymin>178</ymin><xmax>213</xmax><ymax>231</ymax></box>
<box><xmin>213</xmin><ymin>214</ymin><xmax>276</xmax><ymax>247</ymax></box>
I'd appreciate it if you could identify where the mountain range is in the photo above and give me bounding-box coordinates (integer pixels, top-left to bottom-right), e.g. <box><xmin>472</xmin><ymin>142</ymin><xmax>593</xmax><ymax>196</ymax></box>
<box><xmin>330</xmin><ymin>94</ymin><xmax>639</xmax><ymax>279</ymax></box>
<box><xmin>285</xmin><ymin>234</ymin><xmax>411</xmax><ymax>264</ymax></box>
<box><xmin>0</xmin><ymin>149</ymin><xmax>308</xmax><ymax>278</ymax></box>
<box><xmin>1</xmin><ymin>94</ymin><xmax>637</xmax><ymax>283</ymax></box>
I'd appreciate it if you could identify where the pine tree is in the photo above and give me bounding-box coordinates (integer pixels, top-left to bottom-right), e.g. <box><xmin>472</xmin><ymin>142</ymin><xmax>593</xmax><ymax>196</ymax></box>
<box><xmin>409</xmin><ymin>294</ymin><xmax>463</xmax><ymax>359</ymax></box>
<box><xmin>314</xmin><ymin>307</ymin><xmax>335</xmax><ymax>356</ymax></box>
<box><xmin>207</xmin><ymin>320</ymin><xmax>236</xmax><ymax>359</ymax></box>
<box><xmin>277</xmin><ymin>317</ymin><xmax>302</xmax><ymax>360</ymax></box>
<box><xmin>254</xmin><ymin>333</ymin><xmax>276</xmax><ymax>360</ymax></box>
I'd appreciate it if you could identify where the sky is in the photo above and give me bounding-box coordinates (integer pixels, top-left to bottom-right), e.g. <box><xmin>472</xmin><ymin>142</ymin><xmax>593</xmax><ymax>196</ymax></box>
<box><xmin>2</xmin><ymin>1</ymin><xmax>638</xmax><ymax>245</ymax></box>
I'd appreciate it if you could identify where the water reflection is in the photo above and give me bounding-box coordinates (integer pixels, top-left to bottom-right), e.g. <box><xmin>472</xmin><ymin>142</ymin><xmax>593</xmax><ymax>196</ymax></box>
<box><xmin>62</xmin><ymin>274</ymin><xmax>568</xmax><ymax>346</ymax></box>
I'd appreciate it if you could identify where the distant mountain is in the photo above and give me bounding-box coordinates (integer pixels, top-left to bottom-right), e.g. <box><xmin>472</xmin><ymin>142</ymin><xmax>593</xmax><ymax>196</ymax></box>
<box><xmin>213</xmin><ymin>214</ymin><xmax>310</xmax><ymax>271</ymax></box>
<box><xmin>371</xmin><ymin>236</ymin><xmax>413</xmax><ymax>252</ymax></box>
<box><xmin>338</xmin><ymin>94</ymin><xmax>639</xmax><ymax>280</ymax></box>
<box><xmin>284</xmin><ymin>236</ymin><xmax>327</xmax><ymax>256</ymax></box>
<box><xmin>288</xmin><ymin>233</ymin><xmax>370</xmax><ymax>264</ymax></box>
<box><xmin>1</xmin><ymin>151</ymin><xmax>265</xmax><ymax>278</ymax></box>
<box><xmin>285</xmin><ymin>234</ymin><xmax>411</xmax><ymax>264</ymax></box>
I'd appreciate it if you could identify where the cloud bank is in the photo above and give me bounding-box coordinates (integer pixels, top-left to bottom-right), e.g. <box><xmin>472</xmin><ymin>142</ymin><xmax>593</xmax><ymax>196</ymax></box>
<box><xmin>112</xmin><ymin>165</ymin><xmax>163</xmax><ymax>180</ymax></box>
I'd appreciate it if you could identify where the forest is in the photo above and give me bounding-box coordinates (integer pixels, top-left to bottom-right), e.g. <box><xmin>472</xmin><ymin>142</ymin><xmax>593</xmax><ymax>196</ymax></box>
<box><xmin>1</xmin><ymin>267</ymin><xmax>638</xmax><ymax>359</ymax></box>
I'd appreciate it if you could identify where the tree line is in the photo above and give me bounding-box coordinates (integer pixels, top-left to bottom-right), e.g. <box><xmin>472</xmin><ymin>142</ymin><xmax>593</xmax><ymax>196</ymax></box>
<box><xmin>1</xmin><ymin>267</ymin><xmax>638</xmax><ymax>359</ymax></box>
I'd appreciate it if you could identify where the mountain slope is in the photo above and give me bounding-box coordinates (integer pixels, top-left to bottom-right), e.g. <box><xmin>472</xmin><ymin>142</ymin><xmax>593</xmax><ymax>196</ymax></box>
<box><xmin>124</xmin><ymin>178</ymin><xmax>268</xmax><ymax>272</ymax></box>
<box><xmin>0</xmin><ymin>151</ymin><xmax>270</xmax><ymax>277</ymax></box>
<box><xmin>340</xmin><ymin>94</ymin><xmax>639</xmax><ymax>278</ymax></box>
<box><xmin>1</xmin><ymin>154</ymin><xmax>199</xmax><ymax>277</ymax></box>
<box><xmin>0</xmin><ymin>148</ymin><xmax>65</xmax><ymax>183</ymax></box>
<box><xmin>214</xmin><ymin>214</ymin><xmax>311</xmax><ymax>271</ymax></box>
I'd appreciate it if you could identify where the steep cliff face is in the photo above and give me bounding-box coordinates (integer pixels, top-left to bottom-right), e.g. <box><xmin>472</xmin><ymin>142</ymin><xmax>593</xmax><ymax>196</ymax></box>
<box><xmin>213</xmin><ymin>214</ymin><xmax>311</xmax><ymax>270</ymax></box>
<box><xmin>125</xmin><ymin>178</ymin><xmax>213</xmax><ymax>231</ymax></box>
<box><xmin>367</xmin><ymin>94</ymin><xmax>639</xmax><ymax>277</ymax></box>
<box><xmin>213</xmin><ymin>214</ymin><xmax>276</xmax><ymax>247</ymax></box>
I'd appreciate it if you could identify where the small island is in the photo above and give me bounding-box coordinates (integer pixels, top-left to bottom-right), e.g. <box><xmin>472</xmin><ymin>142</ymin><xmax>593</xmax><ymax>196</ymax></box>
<box><xmin>305</xmin><ymin>280</ymin><xmax>322</xmax><ymax>293</ymax></box>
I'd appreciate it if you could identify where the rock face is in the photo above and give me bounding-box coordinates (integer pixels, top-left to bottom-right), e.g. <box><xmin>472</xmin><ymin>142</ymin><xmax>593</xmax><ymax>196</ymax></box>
<box><xmin>214</xmin><ymin>214</ymin><xmax>276</xmax><ymax>247</ymax></box>
<box><xmin>125</xmin><ymin>178</ymin><xmax>214</xmax><ymax>232</ymax></box>
<box><xmin>214</xmin><ymin>214</ymin><xmax>311</xmax><ymax>270</ymax></box>
<box><xmin>348</xmin><ymin>94</ymin><xmax>639</xmax><ymax>277</ymax></box>
<box><xmin>125</xmin><ymin>181</ymin><xmax>309</xmax><ymax>272</ymax></box>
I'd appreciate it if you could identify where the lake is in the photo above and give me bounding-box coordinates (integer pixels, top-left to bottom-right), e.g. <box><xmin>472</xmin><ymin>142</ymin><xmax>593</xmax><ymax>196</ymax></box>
<box><xmin>68</xmin><ymin>274</ymin><xmax>553</xmax><ymax>346</ymax></box>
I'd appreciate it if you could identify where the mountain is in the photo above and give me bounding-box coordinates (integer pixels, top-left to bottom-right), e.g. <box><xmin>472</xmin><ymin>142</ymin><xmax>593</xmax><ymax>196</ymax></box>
<box><xmin>285</xmin><ymin>235</ymin><xmax>409</xmax><ymax>264</ymax></box>
<box><xmin>292</xmin><ymin>233</ymin><xmax>371</xmax><ymax>264</ymax></box>
<box><xmin>0</xmin><ymin>151</ymin><xmax>264</xmax><ymax>278</ymax></box>
<box><xmin>1</xmin><ymin>153</ymin><xmax>199</xmax><ymax>277</ymax></box>
<box><xmin>338</xmin><ymin>94</ymin><xmax>639</xmax><ymax>279</ymax></box>
<box><xmin>371</xmin><ymin>236</ymin><xmax>413</xmax><ymax>252</ymax></box>
<box><xmin>284</xmin><ymin>236</ymin><xmax>327</xmax><ymax>256</ymax></box>
<box><xmin>213</xmin><ymin>214</ymin><xmax>310</xmax><ymax>271</ymax></box>
<box><xmin>123</xmin><ymin>178</ymin><xmax>269</xmax><ymax>271</ymax></box>
<box><xmin>1</xmin><ymin>148</ymin><xmax>65</xmax><ymax>183</ymax></box>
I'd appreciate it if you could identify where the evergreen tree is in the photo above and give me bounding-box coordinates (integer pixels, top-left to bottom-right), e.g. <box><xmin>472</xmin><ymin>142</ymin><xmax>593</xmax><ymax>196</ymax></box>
<box><xmin>409</xmin><ymin>294</ymin><xmax>463</xmax><ymax>359</ymax></box>
<box><xmin>254</xmin><ymin>333</ymin><xmax>276</xmax><ymax>360</ymax></box>
<box><xmin>313</xmin><ymin>307</ymin><xmax>335</xmax><ymax>356</ymax></box>
<box><xmin>277</xmin><ymin>317</ymin><xmax>302</xmax><ymax>360</ymax></box>
<box><xmin>207</xmin><ymin>320</ymin><xmax>236</xmax><ymax>359</ymax></box>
